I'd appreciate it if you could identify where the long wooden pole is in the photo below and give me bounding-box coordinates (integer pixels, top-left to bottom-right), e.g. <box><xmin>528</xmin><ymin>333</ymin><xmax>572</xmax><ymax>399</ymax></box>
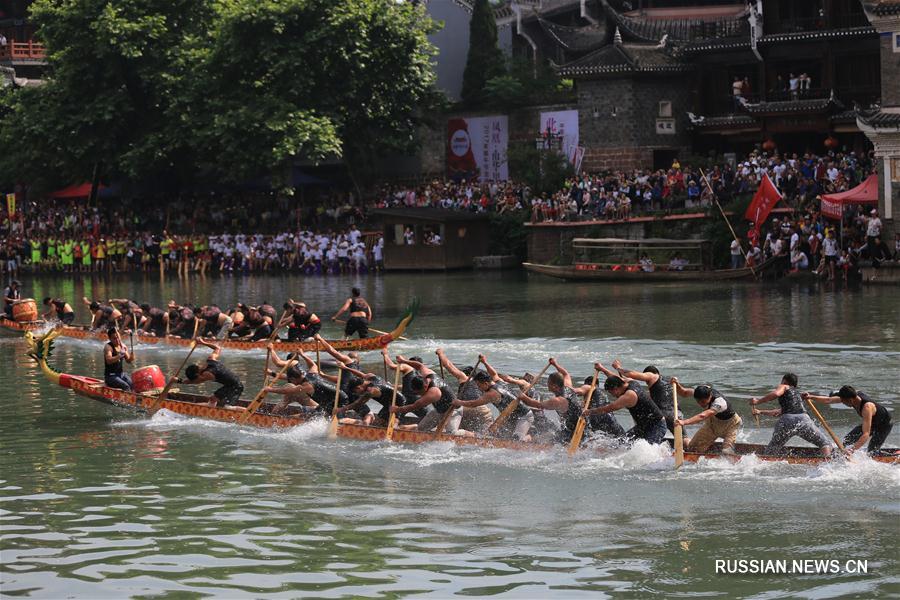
<box><xmin>806</xmin><ymin>398</ymin><xmax>846</xmax><ymax>453</ymax></box>
<box><xmin>488</xmin><ymin>361</ymin><xmax>552</xmax><ymax>436</ymax></box>
<box><xmin>567</xmin><ymin>368</ymin><xmax>599</xmax><ymax>456</ymax></box>
<box><xmin>673</xmin><ymin>380</ymin><xmax>684</xmax><ymax>469</ymax></box>
<box><xmin>433</xmin><ymin>358</ymin><xmax>481</xmax><ymax>435</ymax></box>
<box><xmin>385</xmin><ymin>364</ymin><xmax>402</xmax><ymax>441</ymax></box>
<box><xmin>699</xmin><ymin>168</ymin><xmax>756</xmax><ymax>277</ymax></box>
<box><xmin>327</xmin><ymin>368</ymin><xmax>344</xmax><ymax>439</ymax></box>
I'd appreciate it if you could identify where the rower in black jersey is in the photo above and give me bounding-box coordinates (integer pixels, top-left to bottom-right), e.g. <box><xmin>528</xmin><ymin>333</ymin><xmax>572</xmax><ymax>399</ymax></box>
<box><xmin>285</xmin><ymin>301</ymin><xmax>321</xmax><ymax>342</ymax></box>
<box><xmin>517</xmin><ymin>358</ymin><xmax>593</xmax><ymax>445</ymax></box>
<box><xmin>611</xmin><ymin>360</ymin><xmax>681</xmax><ymax>433</ymax></box>
<box><xmin>574</xmin><ymin>375</ymin><xmax>625</xmax><ymax>439</ymax></box>
<box><xmin>269</xmin><ymin>347</ymin><xmax>348</xmax><ymax>414</ymax></box>
<box><xmin>332</xmin><ymin>287</ymin><xmax>371</xmax><ymax>339</ymax></box>
<box><xmin>198</xmin><ymin>305</ymin><xmax>232</xmax><ymax>339</ymax></box>
<box><xmin>583</xmin><ymin>370</ymin><xmax>668</xmax><ymax>445</ymax></box>
<box><xmin>83</xmin><ymin>297</ymin><xmax>122</xmax><ymax>330</ymax></box>
<box><xmin>108</xmin><ymin>299</ymin><xmax>144</xmax><ymax>331</ymax></box>
<box><xmin>436</xmin><ymin>349</ymin><xmax>494</xmax><ymax>434</ymax></box>
<box><xmin>332</xmin><ymin>364</ymin><xmax>409</xmax><ymax>426</ymax></box>
<box><xmin>42</xmin><ymin>297</ymin><xmax>75</xmax><ymax>324</ymax></box>
<box><xmin>102</xmin><ymin>327</ymin><xmax>134</xmax><ymax>390</ymax></box>
<box><xmin>452</xmin><ymin>371</ymin><xmax>535</xmax><ymax>441</ymax></box>
<box><xmin>168</xmin><ymin>306</ymin><xmax>198</xmax><ymax>339</ymax></box>
<box><xmin>751</xmin><ymin>373</ymin><xmax>832</xmax><ymax>457</ymax></box>
<box><xmin>804</xmin><ymin>385</ymin><xmax>894</xmax><ymax>455</ymax></box>
<box><xmin>140</xmin><ymin>304</ymin><xmax>168</xmax><ymax>337</ymax></box>
<box><xmin>390</xmin><ymin>355</ymin><xmax>470</xmax><ymax>436</ymax></box>
<box><xmin>178</xmin><ymin>339</ymin><xmax>245</xmax><ymax>407</ymax></box>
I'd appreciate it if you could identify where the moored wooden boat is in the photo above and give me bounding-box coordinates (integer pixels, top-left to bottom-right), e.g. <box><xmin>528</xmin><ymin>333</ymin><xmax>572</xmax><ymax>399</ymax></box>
<box><xmin>523</xmin><ymin>262</ymin><xmax>763</xmax><ymax>282</ymax></box>
<box><xmin>25</xmin><ymin>330</ymin><xmax>898</xmax><ymax>465</ymax></box>
<box><xmin>4</xmin><ymin>299</ymin><xmax>416</xmax><ymax>353</ymax></box>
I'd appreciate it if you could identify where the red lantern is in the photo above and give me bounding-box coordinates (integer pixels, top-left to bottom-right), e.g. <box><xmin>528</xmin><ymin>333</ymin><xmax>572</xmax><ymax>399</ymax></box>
<box><xmin>762</xmin><ymin>139</ymin><xmax>776</xmax><ymax>152</ymax></box>
<box><xmin>824</xmin><ymin>135</ymin><xmax>838</xmax><ymax>150</ymax></box>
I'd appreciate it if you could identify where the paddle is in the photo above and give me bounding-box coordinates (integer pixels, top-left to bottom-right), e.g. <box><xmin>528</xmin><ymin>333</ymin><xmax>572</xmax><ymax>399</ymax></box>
<box><xmin>433</xmin><ymin>357</ymin><xmax>480</xmax><ymax>435</ymax></box>
<box><xmin>673</xmin><ymin>380</ymin><xmax>684</xmax><ymax>469</ymax></box>
<box><xmin>239</xmin><ymin>357</ymin><xmax>297</xmax><ymax>424</ymax></box>
<box><xmin>567</xmin><ymin>368</ymin><xmax>599</xmax><ymax>457</ymax></box>
<box><xmin>805</xmin><ymin>398</ymin><xmax>846</xmax><ymax>454</ymax></box>
<box><xmin>316</xmin><ymin>339</ymin><xmax>321</xmax><ymax>371</ymax></box>
<box><xmin>385</xmin><ymin>364</ymin><xmax>403</xmax><ymax>441</ymax></box>
<box><xmin>327</xmin><ymin>367</ymin><xmax>344</xmax><ymax>439</ymax></box>
<box><xmin>334</xmin><ymin>318</ymin><xmax>409</xmax><ymax>341</ymax></box>
<box><xmin>129</xmin><ymin>314</ymin><xmax>137</xmax><ymax>362</ymax></box>
<box><xmin>146</xmin><ymin>321</ymin><xmax>201</xmax><ymax>415</ymax></box>
<box><xmin>488</xmin><ymin>361</ymin><xmax>552</xmax><ymax>436</ymax></box>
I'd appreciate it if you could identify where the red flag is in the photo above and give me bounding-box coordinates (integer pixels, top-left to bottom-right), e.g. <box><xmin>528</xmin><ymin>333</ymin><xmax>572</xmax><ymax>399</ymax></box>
<box><xmin>744</xmin><ymin>173</ymin><xmax>782</xmax><ymax>233</ymax></box>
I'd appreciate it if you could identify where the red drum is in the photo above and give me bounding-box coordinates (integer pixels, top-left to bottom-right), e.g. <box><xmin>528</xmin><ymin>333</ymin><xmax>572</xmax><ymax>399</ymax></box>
<box><xmin>132</xmin><ymin>365</ymin><xmax>166</xmax><ymax>394</ymax></box>
<box><xmin>12</xmin><ymin>299</ymin><xmax>38</xmax><ymax>322</ymax></box>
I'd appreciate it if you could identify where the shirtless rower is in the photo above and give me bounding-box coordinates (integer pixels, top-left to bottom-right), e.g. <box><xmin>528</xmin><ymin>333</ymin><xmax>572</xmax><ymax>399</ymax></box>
<box><xmin>83</xmin><ymin>297</ymin><xmax>122</xmax><ymax>330</ymax></box>
<box><xmin>332</xmin><ymin>287</ymin><xmax>371</xmax><ymax>339</ymax></box>
<box><xmin>42</xmin><ymin>297</ymin><xmax>76</xmax><ymax>325</ymax></box>
<box><xmin>516</xmin><ymin>357</ymin><xmax>589</xmax><ymax>446</ymax></box>
<box><xmin>803</xmin><ymin>386</ymin><xmax>893</xmax><ymax>456</ymax></box>
<box><xmin>584</xmin><ymin>368</ymin><xmax>667</xmax><ymax>445</ymax></box>
<box><xmin>390</xmin><ymin>355</ymin><xmax>470</xmax><ymax>436</ymax></box>
<box><xmin>453</xmin><ymin>371</ymin><xmax>535</xmax><ymax>441</ymax></box>
<box><xmin>436</xmin><ymin>349</ymin><xmax>493</xmax><ymax>434</ymax></box>
<box><xmin>199</xmin><ymin>305</ymin><xmax>233</xmax><ymax>339</ymax></box>
<box><xmin>610</xmin><ymin>360</ymin><xmax>681</xmax><ymax>433</ymax></box>
<box><xmin>285</xmin><ymin>301</ymin><xmax>321</xmax><ymax>342</ymax></box>
<box><xmin>672</xmin><ymin>379</ymin><xmax>742</xmax><ymax>454</ymax></box>
<box><xmin>269</xmin><ymin>347</ymin><xmax>348</xmax><ymax>415</ymax></box>
<box><xmin>177</xmin><ymin>339</ymin><xmax>245</xmax><ymax>407</ymax></box>
<box><xmin>140</xmin><ymin>303</ymin><xmax>169</xmax><ymax>337</ymax></box>
<box><xmin>750</xmin><ymin>373</ymin><xmax>832</xmax><ymax>457</ymax></box>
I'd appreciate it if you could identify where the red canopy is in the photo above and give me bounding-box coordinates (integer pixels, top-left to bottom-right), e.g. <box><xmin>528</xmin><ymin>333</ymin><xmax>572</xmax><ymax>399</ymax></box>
<box><xmin>48</xmin><ymin>183</ymin><xmax>105</xmax><ymax>199</ymax></box>
<box><xmin>820</xmin><ymin>174</ymin><xmax>878</xmax><ymax>220</ymax></box>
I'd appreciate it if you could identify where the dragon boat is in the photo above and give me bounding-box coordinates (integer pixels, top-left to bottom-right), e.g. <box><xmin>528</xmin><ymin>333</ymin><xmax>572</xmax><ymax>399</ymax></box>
<box><xmin>24</xmin><ymin>329</ymin><xmax>899</xmax><ymax>465</ymax></box>
<box><xmin>3</xmin><ymin>299</ymin><xmax>416</xmax><ymax>353</ymax></box>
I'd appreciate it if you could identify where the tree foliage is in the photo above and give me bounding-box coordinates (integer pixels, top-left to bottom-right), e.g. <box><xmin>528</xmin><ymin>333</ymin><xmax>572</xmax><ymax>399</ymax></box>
<box><xmin>507</xmin><ymin>141</ymin><xmax>572</xmax><ymax>196</ymax></box>
<box><xmin>0</xmin><ymin>0</ymin><xmax>439</xmax><ymax>191</ymax></box>
<box><xmin>460</xmin><ymin>0</ymin><xmax>505</xmax><ymax>106</ymax></box>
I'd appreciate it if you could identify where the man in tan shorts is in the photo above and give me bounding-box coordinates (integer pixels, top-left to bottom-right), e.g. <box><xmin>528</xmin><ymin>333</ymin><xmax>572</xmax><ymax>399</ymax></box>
<box><xmin>673</xmin><ymin>381</ymin><xmax>742</xmax><ymax>454</ymax></box>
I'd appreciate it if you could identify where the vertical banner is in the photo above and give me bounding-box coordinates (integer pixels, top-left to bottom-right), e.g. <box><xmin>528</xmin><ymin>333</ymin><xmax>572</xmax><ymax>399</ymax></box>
<box><xmin>447</xmin><ymin>115</ymin><xmax>508</xmax><ymax>181</ymax></box>
<box><xmin>573</xmin><ymin>147</ymin><xmax>586</xmax><ymax>174</ymax></box>
<box><xmin>539</xmin><ymin>109</ymin><xmax>579</xmax><ymax>164</ymax></box>
<box><xmin>5</xmin><ymin>193</ymin><xmax>14</xmax><ymax>215</ymax></box>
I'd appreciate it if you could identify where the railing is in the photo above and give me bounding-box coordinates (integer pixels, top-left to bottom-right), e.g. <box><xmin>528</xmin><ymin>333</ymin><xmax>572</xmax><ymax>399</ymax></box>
<box><xmin>770</xmin><ymin>12</ymin><xmax>872</xmax><ymax>34</ymax></box>
<box><xmin>0</xmin><ymin>40</ymin><xmax>46</xmax><ymax>62</ymax></box>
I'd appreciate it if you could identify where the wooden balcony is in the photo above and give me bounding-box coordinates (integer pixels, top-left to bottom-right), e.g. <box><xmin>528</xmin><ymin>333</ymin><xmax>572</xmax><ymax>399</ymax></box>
<box><xmin>0</xmin><ymin>40</ymin><xmax>46</xmax><ymax>63</ymax></box>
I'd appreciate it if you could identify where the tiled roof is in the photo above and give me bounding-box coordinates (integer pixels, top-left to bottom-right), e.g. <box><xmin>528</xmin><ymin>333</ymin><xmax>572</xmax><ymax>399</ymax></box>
<box><xmin>687</xmin><ymin>114</ymin><xmax>757</xmax><ymax>129</ymax></box>
<box><xmin>867</xmin><ymin>1</ymin><xmax>900</xmax><ymax>17</ymax></box>
<box><xmin>556</xmin><ymin>41</ymin><xmax>690</xmax><ymax>76</ymax></box>
<box><xmin>742</xmin><ymin>95</ymin><xmax>843</xmax><ymax>115</ymax></box>
<box><xmin>758</xmin><ymin>26</ymin><xmax>875</xmax><ymax>44</ymax></box>
<box><xmin>537</xmin><ymin>16</ymin><xmax>608</xmax><ymax>52</ymax></box>
<box><xmin>857</xmin><ymin>108</ymin><xmax>900</xmax><ymax>128</ymax></box>
<box><xmin>601</xmin><ymin>0</ymin><xmax>749</xmax><ymax>44</ymax></box>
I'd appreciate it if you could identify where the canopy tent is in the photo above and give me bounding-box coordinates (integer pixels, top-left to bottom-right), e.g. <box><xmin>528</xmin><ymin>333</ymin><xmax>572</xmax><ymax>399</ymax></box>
<box><xmin>48</xmin><ymin>182</ymin><xmax>106</xmax><ymax>199</ymax></box>
<box><xmin>820</xmin><ymin>174</ymin><xmax>878</xmax><ymax>220</ymax></box>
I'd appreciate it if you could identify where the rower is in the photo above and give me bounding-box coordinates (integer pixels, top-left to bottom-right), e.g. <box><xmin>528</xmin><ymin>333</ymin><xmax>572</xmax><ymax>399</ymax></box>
<box><xmin>140</xmin><ymin>303</ymin><xmax>168</xmax><ymax>337</ymax></box>
<box><xmin>382</xmin><ymin>349</ymin><xmax>428</xmax><ymax>421</ymax></box>
<box><xmin>285</xmin><ymin>301</ymin><xmax>321</xmax><ymax>341</ymax></box>
<box><xmin>264</xmin><ymin>366</ymin><xmax>319</xmax><ymax>416</ymax></box>
<box><xmin>574</xmin><ymin>375</ymin><xmax>625</xmax><ymax>439</ymax></box>
<box><xmin>390</xmin><ymin>356</ymin><xmax>470</xmax><ymax>436</ymax></box>
<box><xmin>453</xmin><ymin>371</ymin><xmax>534</xmax><ymax>441</ymax></box>
<box><xmin>750</xmin><ymin>373</ymin><xmax>832</xmax><ymax>457</ymax></box>
<box><xmin>241</xmin><ymin>306</ymin><xmax>273</xmax><ymax>341</ymax></box>
<box><xmin>332</xmin><ymin>287</ymin><xmax>372</xmax><ymax>339</ymax></box>
<box><xmin>83</xmin><ymin>297</ymin><xmax>122</xmax><ymax>330</ymax></box>
<box><xmin>611</xmin><ymin>360</ymin><xmax>681</xmax><ymax>433</ymax></box>
<box><xmin>42</xmin><ymin>297</ymin><xmax>75</xmax><ymax>325</ymax></box>
<box><xmin>168</xmin><ymin>306</ymin><xmax>198</xmax><ymax>339</ymax></box>
<box><xmin>672</xmin><ymin>379</ymin><xmax>742</xmax><ymax>454</ymax></box>
<box><xmin>314</xmin><ymin>334</ymin><xmax>361</xmax><ymax>370</ymax></box>
<box><xmin>494</xmin><ymin>371</ymin><xmax>558</xmax><ymax>439</ymax></box>
<box><xmin>331</xmin><ymin>364</ymin><xmax>408</xmax><ymax>426</ymax></box>
<box><xmin>583</xmin><ymin>371</ymin><xmax>668</xmax><ymax>445</ymax></box>
<box><xmin>803</xmin><ymin>386</ymin><xmax>893</xmax><ymax>455</ymax></box>
<box><xmin>270</xmin><ymin>348</ymin><xmax>348</xmax><ymax>414</ymax></box>
<box><xmin>177</xmin><ymin>339</ymin><xmax>245</xmax><ymax>407</ymax></box>
<box><xmin>199</xmin><ymin>305</ymin><xmax>233</xmax><ymax>339</ymax></box>
<box><xmin>436</xmin><ymin>349</ymin><xmax>493</xmax><ymax>434</ymax></box>
<box><xmin>103</xmin><ymin>326</ymin><xmax>134</xmax><ymax>391</ymax></box>
<box><xmin>516</xmin><ymin>357</ymin><xmax>588</xmax><ymax>445</ymax></box>
<box><xmin>3</xmin><ymin>280</ymin><xmax>20</xmax><ymax>318</ymax></box>
<box><xmin>109</xmin><ymin>298</ymin><xmax>144</xmax><ymax>331</ymax></box>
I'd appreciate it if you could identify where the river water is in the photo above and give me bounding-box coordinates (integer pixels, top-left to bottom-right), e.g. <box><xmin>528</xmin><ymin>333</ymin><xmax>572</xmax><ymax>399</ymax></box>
<box><xmin>1</xmin><ymin>271</ymin><xmax>898</xmax><ymax>598</ymax></box>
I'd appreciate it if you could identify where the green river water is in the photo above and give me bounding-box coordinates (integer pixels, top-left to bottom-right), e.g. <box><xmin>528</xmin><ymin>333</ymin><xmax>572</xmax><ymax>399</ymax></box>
<box><xmin>1</xmin><ymin>271</ymin><xmax>898</xmax><ymax>599</ymax></box>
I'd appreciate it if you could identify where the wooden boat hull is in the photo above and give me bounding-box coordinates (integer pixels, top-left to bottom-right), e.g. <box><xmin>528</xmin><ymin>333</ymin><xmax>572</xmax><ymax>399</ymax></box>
<box><xmin>46</xmin><ymin>369</ymin><xmax>900</xmax><ymax>465</ymax></box>
<box><xmin>523</xmin><ymin>262</ymin><xmax>761</xmax><ymax>282</ymax></box>
<box><xmin>2</xmin><ymin>317</ymin><xmax>404</xmax><ymax>353</ymax></box>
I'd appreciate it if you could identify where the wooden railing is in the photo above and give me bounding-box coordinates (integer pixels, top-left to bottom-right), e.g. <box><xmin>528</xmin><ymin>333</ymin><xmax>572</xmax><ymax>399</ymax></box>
<box><xmin>0</xmin><ymin>41</ymin><xmax>46</xmax><ymax>62</ymax></box>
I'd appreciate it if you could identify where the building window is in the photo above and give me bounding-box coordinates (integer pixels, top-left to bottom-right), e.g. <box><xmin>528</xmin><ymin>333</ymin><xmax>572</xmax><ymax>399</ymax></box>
<box><xmin>658</xmin><ymin>101</ymin><xmax>672</xmax><ymax>117</ymax></box>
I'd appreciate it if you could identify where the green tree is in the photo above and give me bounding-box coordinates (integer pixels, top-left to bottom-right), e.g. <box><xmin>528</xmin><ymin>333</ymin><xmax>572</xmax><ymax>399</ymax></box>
<box><xmin>460</xmin><ymin>0</ymin><xmax>505</xmax><ymax>106</ymax></box>
<box><xmin>507</xmin><ymin>141</ymin><xmax>572</xmax><ymax>196</ymax></box>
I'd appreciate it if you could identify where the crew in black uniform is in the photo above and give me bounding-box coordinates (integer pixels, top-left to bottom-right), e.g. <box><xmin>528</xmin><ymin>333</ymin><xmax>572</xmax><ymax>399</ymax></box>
<box><xmin>750</xmin><ymin>373</ymin><xmax>832</xmax><ymax>457</ymax></box>
<box><xmin>285</xmin><ymin>301</ymin><xmax>321</xmax><ymax>341</ymax></box>
<box><xmin>575</xmin><ymin>375</ymin><xmax>625</xmax><ymax>439</ymax></box>
<box><xmin>517</xmin><ymin>358</ymin><xmax>593</xmax><ymax>445</ymax></box>
<box><xmin>332</xmin><ymin>287</ymin><xmax>371</xmax><ymax>339</ymax></box>
<box><xmin>583</xmin><ymin>374</ymin><xmax>667</xmax><ymax>445</ymax></box>
<box><xmin>178</xmin><ymin>339</ymin><xmax>245</xmax><ymax>407</ymax></box>
<box><xmin>140</xmin><ymin>303</ymin><xmax>168</xmax><ymax>337</ymax></box>
<box><xmin>804</xmin><ymin>385</ymin><xmax>894</xmax><ymax>455</ymax></box>
<box><xmin>42</xmin><ymin>297</ymin><xmax>76</xmax><ymax>324</ymax></box>
<box><xmin>453</xmin><ymin>371</ymin><xmax>535</xmax><ymax>441</ymax></box>
<box><xmin>611</xmin><ymin>360</ymin><xmax>681</xmax><ymax>433</ymax></box>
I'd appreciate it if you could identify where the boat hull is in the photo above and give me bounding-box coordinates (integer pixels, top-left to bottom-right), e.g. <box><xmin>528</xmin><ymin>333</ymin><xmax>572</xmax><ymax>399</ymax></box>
<box><xmin>523</xmin><ymin>262</ymin><xmax>760</xmax><ymax>282</ymax></box>
<box><xmin>2</xmin><ymin>317</ymin><xmax>399</xmax><ymax>353</ymax></box>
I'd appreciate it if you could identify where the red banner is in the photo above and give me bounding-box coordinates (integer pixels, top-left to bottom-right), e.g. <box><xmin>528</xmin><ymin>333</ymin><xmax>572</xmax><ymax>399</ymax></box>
<box><xmin>744</xmin><ymin>173</ymin><xmax>782</xmax><ymax>232</ymax></box>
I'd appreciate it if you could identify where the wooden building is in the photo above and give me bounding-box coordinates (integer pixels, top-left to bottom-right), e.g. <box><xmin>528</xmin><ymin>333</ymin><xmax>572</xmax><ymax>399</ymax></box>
<box><xmin>372</xmin><ymin>208</ymin><xmax>490</xmax><ymax>271</ymax></box>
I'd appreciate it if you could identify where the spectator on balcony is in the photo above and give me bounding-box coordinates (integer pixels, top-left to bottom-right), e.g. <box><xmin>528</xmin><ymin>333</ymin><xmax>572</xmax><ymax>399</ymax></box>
<box><xmin>732</xmin><ymin>76</ymin><xmax>744</xmax><ymax>110</ymax></box>
<box><xmin>789</xmin><ymin>73</ymin><xmax>799</xmax><ymax>100</ymax></box>
<box><xmin>799</xmin><ymin>73</ymin><xmax>811</xmax><ymax>94</ymax></box>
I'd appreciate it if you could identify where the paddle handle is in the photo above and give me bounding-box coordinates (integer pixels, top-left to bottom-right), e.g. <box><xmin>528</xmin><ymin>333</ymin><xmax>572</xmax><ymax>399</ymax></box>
<box><xmin>488</xmin><ymin>361</ymin><xmax>551</xmax><ymax>436</ymax></box>
<box><xmin>239</xmin><ymin>358</ymin><xmax>296</xmax><ymax>424</ymax></box>
<box><xmin>567</xmin><ymin>368</ymin><xmax>599</xmax><ymax>456</ymax></box>
<box><xmin>147</xmin><ymin>340</ymin><xmax>198</xmax><ymax>415</ymax></box>
<box><xmin>327</xmin><ymin>368</ymin><xmax>343</xmax><ymax>439</ymax></box>
<box><xmin>385</xmin><ymin>365</ymin><xmax>402</xmax><ymax>440</ymax></box>
<box><xmin>672</xmin><ymin>380</ymin><xmax>684</xmax><ymax>469</ymax></box>
<box><xmin>805</xmin><ymin>398</ymin><xmax>846</xmax><ymax>452</ymax></box>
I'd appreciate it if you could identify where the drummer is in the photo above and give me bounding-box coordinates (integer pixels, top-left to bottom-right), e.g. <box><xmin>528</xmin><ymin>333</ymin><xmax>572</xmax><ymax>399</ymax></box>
<box><xmin>3</xmin><ymin>279</ymin><xmax>21</xmax><ymax>318</ymax></box>
<box><xmin>42</xmin><ymin>297</ymin><xmax>76</xmax><ymax>325</ymax></box>
<box><xmin>103</xmin><ymin>326</ymin><xmax>134</xmax><ymax>391</ymax></box>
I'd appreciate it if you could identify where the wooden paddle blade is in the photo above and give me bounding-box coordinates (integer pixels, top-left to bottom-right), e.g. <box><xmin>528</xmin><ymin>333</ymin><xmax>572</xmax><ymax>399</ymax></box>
<box><xmin>672</xmin><ymin>381</ymin><xmax>684</xmax><ymax>469</ymax></box>
<box><xmin>567</xmin><ymin>418</ymin><xmax>586</xmax><ymax>456</ymax></box>
<box><xmin>328</xmin><ymin>369</ymin><xmax>343</xmax><ymax>439</ymax></box>
<box><xmin>385</xmin><ymin>364</ymin><xmax>402</xmax><ymax>441</ymax></box>
<box><xmin>488</xmin><ymin>398</ymin><xmax>518</xmax><ymax>435</ymax></box>
<box><xmin>327</xmin><ymin>413</ymin><xmax>339</xmax><ymax>439</ymax></box>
